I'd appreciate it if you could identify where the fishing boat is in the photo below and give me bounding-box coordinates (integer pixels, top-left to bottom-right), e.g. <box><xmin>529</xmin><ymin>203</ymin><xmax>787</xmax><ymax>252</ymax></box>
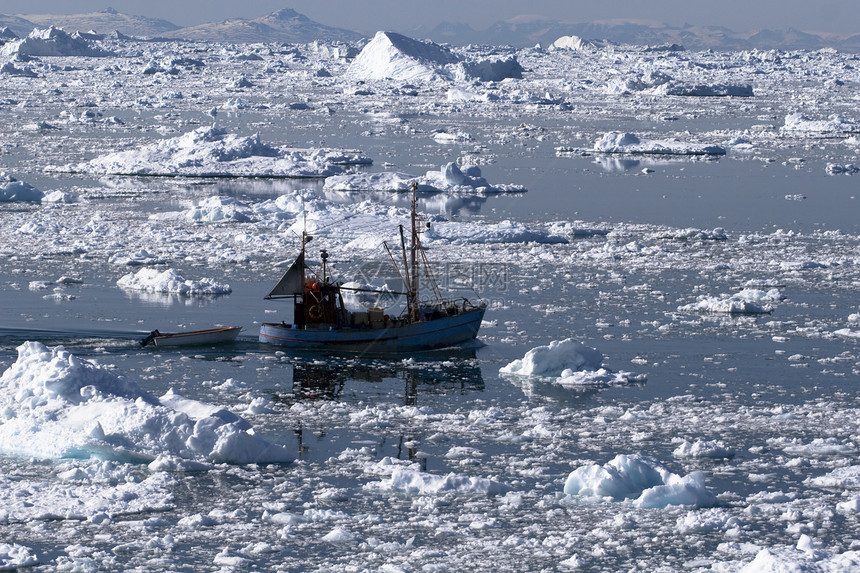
<box><xmin>259</xmin><ymin>184</ymin><xmax>486</xmax><ymax>352</ymax></box>
<box><xmin>140</xmin><ymin>326</ymin><xmax>242</xmax><ymax>348</ymax></box>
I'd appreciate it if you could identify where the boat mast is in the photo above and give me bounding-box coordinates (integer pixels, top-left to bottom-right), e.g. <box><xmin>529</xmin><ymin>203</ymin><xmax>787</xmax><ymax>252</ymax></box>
<box><xmin>410</xmin><ymin>182</ymin><xmax>420</xmax><ymax>322</ymax></box>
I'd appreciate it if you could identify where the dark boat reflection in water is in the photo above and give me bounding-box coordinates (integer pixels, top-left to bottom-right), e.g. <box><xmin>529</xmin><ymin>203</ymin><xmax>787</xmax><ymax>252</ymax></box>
<box><xmin>270</xmin><ymin>352</ymin><xmax>485</xmax><ymax>464</ymax></box>
<box><xmin>272</xmin><ymin>351</ymin><xmax>485</xmax><ymax>404</ymax></box>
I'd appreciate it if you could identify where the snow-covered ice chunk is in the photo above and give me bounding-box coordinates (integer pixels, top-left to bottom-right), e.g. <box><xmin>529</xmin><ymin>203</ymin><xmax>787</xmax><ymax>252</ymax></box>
<box><xmin>781</xmin><ymin>437</ymin><xmax>856</xmax><ymax>456</ymax></box>
<box><xmin>116</xmin><ymin>268</ymin><xmax>231</xmax><ymax>295</ymax></box>
<box><xmin>432</xmin><ymin>130</ymin><xmax>472</xmax><ymax>143</ymax></box>
<box><xmin>605</xmin><ymin>70</ymin><xmax>751</xmax><ymax>97</ymax></box>
<box><xmin>0</xmin><ymin>469</ymin><xmax>176</xmax><ymax>524</ymax></box>
<box><xmin>673</xmin><ymin>439</ymin><xmax>736</xmax><ymax>459</ymax></box>
<box><xmin>678</xmin><ymin>288</ymin><xmax>781</xmax><ymax>315</ymax></box>
<box><xmin>0</xmin><ymin>342</ymin><xmax>292</xmax><ymax>465</ymax></box>
<box><xmin>594</xmin><ymin>132</ymin><xmax>725</xmax><ymax>155</ymax></box>
<box><xmin>321</xmin><ymin>527</ymin><xmax>359</xmax><ymax>544</ymax></box>
<box><xmin>0</xmin><ymin>544</ymin><xmax>39</xmax><ymax>569</ymax></box>
<box><xmin>501</xmin><ymin>338</ymin><xmax>603</xmax><ymax>377</ymax></box>
<box><xmin>450</xmin><ymin>55</ymin><xmax>523</xmax><ymax>82</ymax></box>
<box><xmin>564</xmin><ymin>453</ymin><xmax>718</xmax><ymax>508</ymax></box>
<box><xmin>835</xmin><ymin>328</ymin><xmax>860</xmax><ymax>339</ymax></box>
<box><xmin>500</xmin><ymin>338</ymin><xmax>645</xmax><ymax>386</ymax></box>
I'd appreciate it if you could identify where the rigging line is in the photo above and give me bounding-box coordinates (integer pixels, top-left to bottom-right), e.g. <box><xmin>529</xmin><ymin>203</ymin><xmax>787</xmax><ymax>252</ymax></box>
<box><xmin>418</xmin><ymin>240</ymin><xmax>444</xmax><ymax>302</ymax></box>
<box><xmin>300</xmin><ymin>191</ymin><xmax>422</xmax><ymax>241</ymax></box>
<box><xmin>307</xmin><ymin>188</ymin><xmax>407</xmax><ymax>235</ymax></box>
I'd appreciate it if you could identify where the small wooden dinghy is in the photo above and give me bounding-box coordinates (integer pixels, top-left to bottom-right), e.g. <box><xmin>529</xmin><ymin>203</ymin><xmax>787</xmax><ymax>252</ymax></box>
<box><xmin>139</xmin><ymin>326</ymin><xmax>242</xmax><ymax>348</ymax></box>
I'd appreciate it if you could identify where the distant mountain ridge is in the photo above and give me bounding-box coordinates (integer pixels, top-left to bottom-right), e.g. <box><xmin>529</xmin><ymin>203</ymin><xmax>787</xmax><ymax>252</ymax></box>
<box><xmin>1</xmin><ymin>7</ymin><xmax>857</xmax><ymax>52</ymax></box>
<box><xmin>158</xmin><ymin>8</ymin><xmax>362</xmax><ymax>43</ymax></box>
<box><xmin>13</xmin><ymin>7</ymin><xmax>179</xmax><ymax>38</ymax></box>
<box><xmin>415</xmin><ymin>17</ymin><xmax>860</xmax><ymax>52</ymax></box>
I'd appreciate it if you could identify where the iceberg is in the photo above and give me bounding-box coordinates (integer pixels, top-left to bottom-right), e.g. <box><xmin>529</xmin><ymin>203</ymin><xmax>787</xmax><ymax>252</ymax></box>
<box><xmin>345</xmin><ymin>31</ymin><xmax>522</xmax><ymax>83</ymax></box>
<box><xmin>0</xmin><ymin>26</ymin><xmax>113</xmax><ymax>57</ymax></box>
<box><xmin>550</xmin><ymin>35</ymin><xmax>604</xmax><ymax>52</ymax></box>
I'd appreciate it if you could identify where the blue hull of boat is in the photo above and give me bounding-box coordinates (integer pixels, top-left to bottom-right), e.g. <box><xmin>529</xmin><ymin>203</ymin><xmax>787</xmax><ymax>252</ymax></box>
<box><xmin>259</xmin><ymin>307</ymin><xmax>486</xmax><ymax>352</ymax></box>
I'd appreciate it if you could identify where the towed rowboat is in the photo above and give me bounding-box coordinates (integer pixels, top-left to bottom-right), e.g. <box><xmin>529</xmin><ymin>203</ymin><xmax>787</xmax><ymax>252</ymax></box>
<box><xmin>139</xmin><ymin>326</ymin><xmax>242</xmax><ymax>348</ymax></box>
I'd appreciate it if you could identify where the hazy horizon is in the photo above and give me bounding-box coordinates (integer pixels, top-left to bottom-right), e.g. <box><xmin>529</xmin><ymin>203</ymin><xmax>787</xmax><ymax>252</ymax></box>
<box><xmin>3</xmin><ymin>0</ymin><xmax>860</xmax><ymax>36</ymax></box>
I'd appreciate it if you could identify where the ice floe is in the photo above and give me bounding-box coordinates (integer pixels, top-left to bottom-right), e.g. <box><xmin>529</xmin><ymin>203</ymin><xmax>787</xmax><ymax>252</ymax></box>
<box><xmin>593</xmin><ymin>132</ymin><xmax>726</xmax><ymax>155</ymax></box>
<box><xmin>0</xmin><ymin>468</ymin><xmax>176</xmax><ymax>523</ymax></box>
<box><xmin>183</xmin><ymin>196</ymin><xmax>255</xmax><ymax>223</ymax></box>
<box><xmin>782</xmin><ymin>112</ymin><xmax>860</xmax><ymax>134</ymax></box>
<box><xmin>0</xmin><ymin>342</ymin><xmax>292</xmax><ymax>464</ymax></box>
<box><xmin>323</xmin><ymin>162</ymin><xmax>527</xmax><ymax>194</ymax></box>
<box><xmin>116</xmin><ymin>268</ymin><xmax>232</xmax><ymax>295</ymax></box>
<box><xmin>51</xmin><ymin>124</ymin><xmax>370</xmax><ymax>178</ymax></box>
<box><xmin>678</xmin><ymin>288</ymin><xmax>782</xmax><ymax>315</ymax></box>
<box><xmin>563</xmin><ymin>453</ymin><xmax>718</xmax><ymax>508</ymax></box>
<box><xmin>738</xmin><ymin>541</ymin><xmax>860</xmax><ymax>572</ymax></box>
<box><xmin>365</xmin><ymin>465</ymin><xmax>509</xmax><ymax>496</ymax></box>
<box><xmin>426</xmin><ymin>220</ymin><xmax>566</xmax><ymax>244</ymax></box>
<box><xmin>805</xmin><ymin>465</ymin><xmax>860</xmax><ymax>489</ymax></box>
